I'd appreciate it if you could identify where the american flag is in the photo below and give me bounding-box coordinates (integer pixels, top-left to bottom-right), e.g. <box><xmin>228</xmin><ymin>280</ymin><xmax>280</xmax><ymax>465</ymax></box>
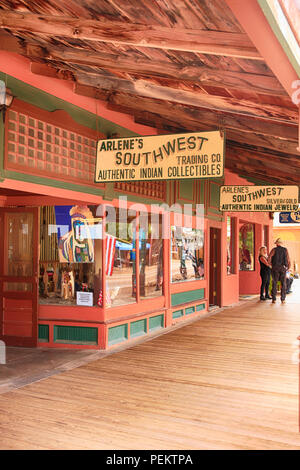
<box><xmin>97</xmin><ymin>234</ymin><xmax>116</xmax><ymax>307</ymax></box>
<box><xmin>105</xmin><ymin>234</ymin><xmax>116</xmax><ymax>276</ymax></box>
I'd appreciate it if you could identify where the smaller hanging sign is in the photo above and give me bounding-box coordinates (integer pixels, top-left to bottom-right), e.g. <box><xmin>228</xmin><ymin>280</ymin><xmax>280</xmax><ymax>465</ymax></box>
<box><xmin>279</xmin><ymin>211</ymin><xmax>300</xmax><ymax>223</ymax></box>
<box><xmin>220</xmin><ymin>185</ymin><xmax>299</xmax><ymax>212</ymax></box>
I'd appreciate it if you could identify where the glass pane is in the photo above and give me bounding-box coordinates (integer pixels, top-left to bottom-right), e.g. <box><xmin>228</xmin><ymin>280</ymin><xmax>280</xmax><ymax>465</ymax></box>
<box><xmin>39</xmin><ymin>205</ymin><xmax>102</xmax><ymax>306</ymax></box>
<box><xmin>227</xmin><ymin>216</ymin><xmax>235</xmax><ymax>274</ymax></box>
<box><xmin>5</xmin><ymin>212</ymin><xmax>33</xmax><ymax>276</ymax></box>
<box><xmin>239</xmin><ymin>223</ymin><xmax>255</xmax><ymax>271</ymax></box>
<box><xmin>171</xmin><ymin>226</ymin><xmax>204</xmax><ymax>283</ymax></box>
<box><xmin>106</xmin><ymin>209</ymin><xmax>137</xmax><ymax>307</ymax></box>
<box><xmin>4</xmin><ymin>282</ymin><xmax>32</xmax><ymax>292</ymax></box>
<box><xmin>139</xmin><ymin>212</ymin><xmax>163</xmax><ymax>299</ymax></box>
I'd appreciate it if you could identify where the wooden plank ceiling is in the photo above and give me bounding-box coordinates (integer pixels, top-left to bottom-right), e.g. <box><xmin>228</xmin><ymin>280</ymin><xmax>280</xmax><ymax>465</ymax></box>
<box><xmin>0</xmin><ymin>0</ymin><xmax>299</xmax><ymax>185</ymax></box>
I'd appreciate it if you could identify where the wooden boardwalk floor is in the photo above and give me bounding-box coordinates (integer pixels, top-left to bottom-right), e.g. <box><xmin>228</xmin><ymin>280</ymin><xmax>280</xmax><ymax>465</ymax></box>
<box><xmin>1</xmin><ymin>284</ymin><xmax>300</xmax><ymax>450</ymax></box>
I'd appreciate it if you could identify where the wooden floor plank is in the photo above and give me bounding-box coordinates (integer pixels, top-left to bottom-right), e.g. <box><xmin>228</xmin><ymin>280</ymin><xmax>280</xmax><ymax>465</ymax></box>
<box><xmin>0</xmin><ymin>284</ymin><xmax>300</xmax><ymax>449</ymax></box>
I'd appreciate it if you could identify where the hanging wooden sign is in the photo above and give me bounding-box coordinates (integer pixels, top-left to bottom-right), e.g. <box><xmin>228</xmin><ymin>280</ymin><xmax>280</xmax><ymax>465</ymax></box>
<box><xmin>95</xmin><ymin>130</ymin><xmax>225</xmax><ymax>182</ymax></box>
<box><xmin>220</xmin><ymin>185</ymin><xmax>299</xmax><ymax>212</ymax></box>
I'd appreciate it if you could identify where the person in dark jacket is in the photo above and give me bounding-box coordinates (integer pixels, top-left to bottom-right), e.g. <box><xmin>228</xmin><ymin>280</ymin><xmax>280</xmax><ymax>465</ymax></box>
<box><xmin>258</xmin><ymin>246</ymin><xmax>272</xmax><ymax>300</ymax></box>
<box><xmin>268</xmin><ymin>238</ymin><xmax>291</xmax><ymax>304</ymax></box>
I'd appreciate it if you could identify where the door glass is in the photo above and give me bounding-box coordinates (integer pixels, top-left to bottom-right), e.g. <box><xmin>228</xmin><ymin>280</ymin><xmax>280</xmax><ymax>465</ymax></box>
<box><xmin>4</xmin><ymin>212</ymin><xmax>33</xmax><ymax>276</ymax></box>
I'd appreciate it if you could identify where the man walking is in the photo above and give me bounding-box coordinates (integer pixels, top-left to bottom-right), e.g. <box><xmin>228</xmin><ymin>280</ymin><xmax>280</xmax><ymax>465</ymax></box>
<box><xmin>268</xmin><ymin>238</ymin><xmax>291</xmax><ymax>304</ymax></box>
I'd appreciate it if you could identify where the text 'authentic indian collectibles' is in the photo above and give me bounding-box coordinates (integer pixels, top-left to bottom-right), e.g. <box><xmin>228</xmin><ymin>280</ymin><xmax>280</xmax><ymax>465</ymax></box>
<box><xmin>95</xmin><ymin>131</ymin><xmax>225</xmax><ymax>182</ymax></box>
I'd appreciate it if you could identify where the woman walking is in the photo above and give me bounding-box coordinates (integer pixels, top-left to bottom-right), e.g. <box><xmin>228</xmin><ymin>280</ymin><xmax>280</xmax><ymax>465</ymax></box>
<box><xmin>258</xmin><ymin>246</ymin><xmax>272</xmax><ymax>301</ymax></box>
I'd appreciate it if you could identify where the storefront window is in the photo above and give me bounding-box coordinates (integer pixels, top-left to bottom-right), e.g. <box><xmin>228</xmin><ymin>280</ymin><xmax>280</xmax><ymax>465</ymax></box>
<box><xmin>139</xmin><ymin>213</ymin><xmax>163</xmax><ymax>299</ymax></box>
<box><xmin>227</xmin><ymin>216</ymin><xmax>235</xmax><ymax>274</ymax></box>
<box><xmin>171</xmin><ymin>226</ymin><xmax>204</xmax><ymax>283</ymax></box>
<box><xmin>39</xmin><ymin>205</ymin><xmax>101</xmax><ymax>306</ymax></box>
<box><xmin>105</xmin><ymin>210</ymin><xmax>137</xmax><ymax>307</ymax></box>
<box><xmin>39</xmin><ymin>205</ymin><xmax>165</xmax><ymax>307</ymax></box>
<box><xmin>239</xmin><ymin>223</ymin><xmax>255</xmax><ymax>271</ymax></box>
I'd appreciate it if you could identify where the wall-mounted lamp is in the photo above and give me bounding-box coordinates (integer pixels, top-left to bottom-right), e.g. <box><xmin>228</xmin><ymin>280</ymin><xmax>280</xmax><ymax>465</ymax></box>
<box><xmin>0</xmin><ymin>79</ymin><xmax>14</xmax><ymax>123</ymax></box>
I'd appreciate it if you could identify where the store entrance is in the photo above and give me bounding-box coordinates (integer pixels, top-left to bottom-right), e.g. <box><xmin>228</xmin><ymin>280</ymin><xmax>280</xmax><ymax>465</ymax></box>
<box><xmin>0</xmin><ymin>207</ymin><xmax>38</xmax><ymax>347</ymax></box>
<box><xmin>209</xmin><ymin>227</ymin><xmax>221</xmax><ymax>307</ymax></box>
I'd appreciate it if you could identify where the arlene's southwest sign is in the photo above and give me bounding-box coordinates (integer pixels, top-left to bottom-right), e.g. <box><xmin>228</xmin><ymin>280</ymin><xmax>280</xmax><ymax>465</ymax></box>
<box><xmin>95</xmin><ymin>131</ymin><xmax>224</xmax><ymax>182</ymax></box>
<box><xmin>220</xmin><ymin>185</ymin><xmax>299</xmax><ymax>212</ymax></box>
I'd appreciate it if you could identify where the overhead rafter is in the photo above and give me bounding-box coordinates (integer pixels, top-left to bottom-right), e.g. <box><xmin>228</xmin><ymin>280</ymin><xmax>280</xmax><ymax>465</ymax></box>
<box><xmin>103</xmin><ymin>91</ymin><xmax>299</xmax><ymax>153</ymax></box>
<box><xmin>23</xmin><ymin>42</ymin><xmax>287</xmax><ymax>97</ymax></box>
<box><xmin>30</xmin><ymin>62</ymin><xmax>297</xmax><ymax>125</ymax></box>
<box><xmin>0</xmin><ymin>9</ymin><xmax>263</xmax><ymax>60</ymax></box>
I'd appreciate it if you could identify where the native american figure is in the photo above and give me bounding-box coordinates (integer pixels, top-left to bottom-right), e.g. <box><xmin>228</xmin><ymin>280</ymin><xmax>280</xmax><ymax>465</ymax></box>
<box><xmin>58</xmin><ymin>206</ymin><xmax>94</xmax><ymax>263</ymax></box>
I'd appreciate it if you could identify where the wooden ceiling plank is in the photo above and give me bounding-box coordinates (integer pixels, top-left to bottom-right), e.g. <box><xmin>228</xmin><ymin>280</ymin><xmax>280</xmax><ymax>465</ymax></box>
<box><xmin>0</xmin><ymin>10</ymin><xmax>263</xmax><ymax>59</ymax></box>
<box><xmin>106</xmin><ymin>92</ymin><xmax>300</xmax><ymax>155</ymax></box>
<box><xmin>24</xmin><ymin>42</ymin><xmax>286</xmax><ymax>96</ymax></box>
<box><xmin>98</xmin><ymin>88</ymin><xmax>298</xmax><ymax>141</ymax></box>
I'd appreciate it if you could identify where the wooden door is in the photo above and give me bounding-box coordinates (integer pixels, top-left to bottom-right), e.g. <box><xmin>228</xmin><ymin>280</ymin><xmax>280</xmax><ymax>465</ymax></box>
<box><xmin>0</xmin><ymin>207</ymin><xmax>38</xmax><ymax>347</ymax></box>
<box><xmin>209</xmin><ymin>227</ymin><xmax>221</xmax><ymax>307</ymax></box>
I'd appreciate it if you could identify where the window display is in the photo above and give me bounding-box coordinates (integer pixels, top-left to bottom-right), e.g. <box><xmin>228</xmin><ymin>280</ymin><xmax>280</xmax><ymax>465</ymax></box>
<box><xmin>239</xmin><ymin>223</ymin><xmax>255</xmax><ymax>271</ymax></box>
<box><xmin>139</xmin><ymin>213</ymin><xmax>163</xmax><ymax>299</ymax></box>
<box><xmin>171</xmin><ymin>226</ymin><xmax>204</xmax><ymax>283</ymax></box>
<box><xmin>105</xmin><ymin>212</ymin><xmax>137</xmax><ymax>307</ymax></box>
<box><xmin>39</xmin><ymin>205</ymin><xmax>100</xmax><ymax>306</ymax></box>
<box><xmin>227</xmin><ymin>216</ymin><xmax>235</xmax><ymax>274</ymax></box>
<box><xmin>39</xmin><ymin>205</ymin><xmax>165</xmax><ymax>307</ymax></box>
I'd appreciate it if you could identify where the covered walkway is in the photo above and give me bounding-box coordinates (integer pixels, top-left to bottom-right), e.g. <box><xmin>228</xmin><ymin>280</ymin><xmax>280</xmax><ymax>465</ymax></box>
<box><xmin>0</xmin><ymin>284</ymin><xmax>300</xmax><ymax>450</ymax></box>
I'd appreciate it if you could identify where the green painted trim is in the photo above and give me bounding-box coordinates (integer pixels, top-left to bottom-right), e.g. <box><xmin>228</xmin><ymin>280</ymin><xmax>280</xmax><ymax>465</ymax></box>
<box><xmin>178</xmin><ymin>180</ymin><xmax>193</xmax><ymax>201</ymax></box>
<box><xmin>53</xmin><ymin>325</ymin><xmax>98</xmax><ymax>345</ymax></box>
<box><xmin>171</xmin><ymin>288</ymin><xmax>205</xmax><ymax>307</ymax></box>
<box><xmin>185</xmin><ymin>306</ymin><xmax>195</xmax><ymax>315</ymax></box>
<box><xmin>38</xmin><ymin>324</ymin><xmax>49</xmax><ymax>343</ymax></box>
<box><xmin>258</xmin><ymin>0</ymin><xmax>300</xmax><ymax>78</ymax></box>
<box><xmin>0</xmin><ymin>72</ymin><xmax>138</xmax><ymax>138</ymax></box>
<box><xmin>130</xmin><ymin>319</ymin><xmax>147</xmax><ymax>338</ymax></box>
<box><xmin>196</xmin><ymin>303</ymin><xmax>206</xmax><ymax>312</ymax></box>
<box><xmin>149</xmin><ymin>314</ymin><xmax>164</xmax><ymax>331</ymax></box>
<box><xmin>5</xmin><ymin>170</ymin><xmax>169</xmax><ymax>204</ymax></box>
<box><xmin>172</xmin><ymin>309</ymin><xmax>184</xmax><ymax>319</ymax></box>
<box><xmin>4</xmin><ymin>169</ymin><xmax>106</xmax><ymax>196</ymax></box>
<box><xmin>108</xmin><ymin>324</ymin><xmax>128</xmax><ymax>346</ymax></box>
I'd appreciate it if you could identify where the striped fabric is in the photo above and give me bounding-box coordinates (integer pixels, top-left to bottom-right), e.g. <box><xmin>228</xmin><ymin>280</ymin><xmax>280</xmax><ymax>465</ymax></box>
<box><xmin>97</xmin><ymin>234</ymin><xmax>116</xmax><ymax>307</ymax></box>
<box><xmin>105</xmin><ymin>235</ymin><xmax>116</xmax><ymax>276</ymax></box>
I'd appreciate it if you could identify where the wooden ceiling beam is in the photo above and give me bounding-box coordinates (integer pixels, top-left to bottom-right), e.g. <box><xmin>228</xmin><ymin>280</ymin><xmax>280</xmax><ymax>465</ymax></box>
<box><xmin>105</xmin><ymin>93</ymin><xmax>299</xmax><ymax>155</ymax></box>
<box><xmin>104</xmin><ymin>91</ymin><xmax>298</xmax><ymax>145</ymax></box>
<box><xmin>73</xmin><ymin>71</ymin><xmax>296</xmax><ymax>121</ymax></box>
<box><xmin>23</xmin><ymin>41</ymin><xmax>286</xmax><ymax>96</ymax></box>
<box><xmin>225</xmin><ymin>159</ymin><xmax>299</xmax><ymax>184</ymax></box>
<box><xmin>0</xmin><ymin>10</ymin><xmax>263</xmax><ymax>60</ymax></box>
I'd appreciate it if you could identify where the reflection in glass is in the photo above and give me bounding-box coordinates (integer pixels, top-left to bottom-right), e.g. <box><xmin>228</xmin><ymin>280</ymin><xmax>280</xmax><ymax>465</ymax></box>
<box><xmin>171</xmin><ymin>226</ymin><xmax>204</xmax><ymax>283</ymax></box>
<box><xmin>239</xmin><ymin>223</ymin><xmax>254</xmax><ymax>271</ymax></box>
<box><xmin>227</xmin><ymin>216</ymin><xmax>235</xmax><ymax>274</ymax></box>
<box><xmin>5</xmin><ymin>212</ymin><xmax>33</xmax><ymax>277</ymax></box>
<box><xmin>139</xmin><ymin>213</ymin><xmax>163</xmax><ymax>299</ymax></box>
<box><xmin>105</xmin><ymin>211</ymin><xmax>137</xmax><ymax>307</ymax></box>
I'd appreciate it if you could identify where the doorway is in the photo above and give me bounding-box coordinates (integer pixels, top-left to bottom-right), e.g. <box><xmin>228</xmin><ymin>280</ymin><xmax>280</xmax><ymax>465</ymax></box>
<box><xmin>0</xmin><ymin>207</ymin><xmax>38</xmax><ymax>347</ymax></box>
<box><xmin>209</xmin><ymin>227</ymin><xmax>221</xmax><ymax>307</ymax></box>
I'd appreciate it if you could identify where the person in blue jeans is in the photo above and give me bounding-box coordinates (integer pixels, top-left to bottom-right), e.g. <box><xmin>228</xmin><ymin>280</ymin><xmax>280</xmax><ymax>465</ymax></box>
<box><xmin>268</xmin><ymin>238</ymin><xmax>291</xmax><ymax>304</ymax></box>
<box><xmin>258</xmin><ymin>246</ymin><xmax>271</xmax><ymax>301</ymax></box>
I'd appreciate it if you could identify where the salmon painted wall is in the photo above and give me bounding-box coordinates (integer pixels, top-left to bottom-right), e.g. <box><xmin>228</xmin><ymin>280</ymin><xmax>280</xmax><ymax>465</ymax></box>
<box><xmin>223</xmin><ymin>170</ymin><xmax>273</xmax><ymax>300</ymax></box>
<box><xmin>273</xmin><ymin>226</ymin><xmax>300</xmax><ymax>272</ymax></box>
<box><xmin>0</xmin><ymin>50</ymin><xmax>157</xmax><ymax>137</ymax></box>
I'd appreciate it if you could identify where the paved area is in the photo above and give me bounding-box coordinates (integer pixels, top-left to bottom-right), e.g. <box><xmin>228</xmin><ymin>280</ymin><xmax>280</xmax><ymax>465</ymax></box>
<box><xmin>0</xmin><ymin>282</ymin><xmax>299</xmax><ymax>449</ymax></box>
